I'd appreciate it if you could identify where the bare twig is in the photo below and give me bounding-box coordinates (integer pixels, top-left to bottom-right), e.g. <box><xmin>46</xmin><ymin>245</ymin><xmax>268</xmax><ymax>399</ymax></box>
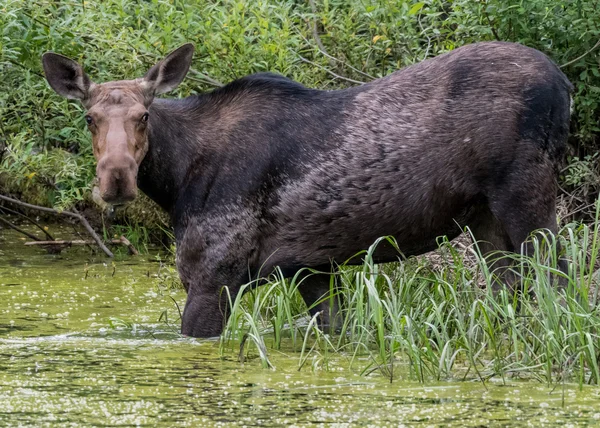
<box><xmin>0</xmin><ymin>194</ymin><xmax>113</xmax><ymax>257</ymax></box>
<box><xmin>70</xmin><ymin>223</ymin><xmax>96</xmax><ymax>253</ymax></box>
<box><xmin>307</xmin><ymin>0</ymin><xmax>334</xmax><ymax>67</ymax></box>
<box><xmin>25</xmin><ymin>237</ymin><xmax>139</xmax><ymax>254</ymax></box>
<box><xmin>0</xmin><ymin>216</ymin><xmax>42</xmax><ymax>241</ymax></box>
<box><xmin>564</xmin><ymin>202</ymin><xmax>597</xmax><ymax>219</ymax></box>
<box><xmin>0</xmin><ymin>205</ymin><xmax>55</xmax><ymax>240</ymax></box>
<box><xmin>560</xmin><ymin>39</ymin><xmax>600</xmax><ymax>68</ymax></box>
<box><xmin>188</xmin><ymin>68</ymin><xmax>224</xmax><ymax>87</ymax></box>
<box><xmin>296</xmin><ymin>30</ymin><xmax>376</xmax><ymax>80</ymax></box>
<box><xmin>117</xmin><ymin>235</ymin><xmax>139</xmax><ymax>256</ymax></box>
<box><xmin>294</xmin><ymin>52</ymin><xmax>366</xmax><ymax>85</ymax></box>
<box><xmin>483</xmin><ymin>10</ymin><xmax>501</xmax><ymax>41</ymax></box>
<box><xmin>72</xmin><ymin>206</ymin><xmax>114</xmax><ymax>257</ymax></box>
<box><xmin>26</xmin><ymin>240</ymin><xmax>95</xmax><ymax>246</ymax></box>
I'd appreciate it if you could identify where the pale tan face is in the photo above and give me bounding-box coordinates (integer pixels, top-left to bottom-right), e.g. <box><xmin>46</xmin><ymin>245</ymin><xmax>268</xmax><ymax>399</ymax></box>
<box><xmin>85</xmin><ymin>81</ymin><xmax>150</xmax><ymax>205</ymax></box>
<box><xmin>42</xmin><ymin>43</ymin><xmax>194</xmax><ymax>205</ymax></box>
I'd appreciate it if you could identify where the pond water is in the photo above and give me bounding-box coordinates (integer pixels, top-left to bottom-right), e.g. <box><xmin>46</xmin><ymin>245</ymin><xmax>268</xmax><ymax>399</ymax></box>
<box><xmin>1</xmin><ymin>225</ymin><xmax>599</xmax><ymax>427</ymax></box>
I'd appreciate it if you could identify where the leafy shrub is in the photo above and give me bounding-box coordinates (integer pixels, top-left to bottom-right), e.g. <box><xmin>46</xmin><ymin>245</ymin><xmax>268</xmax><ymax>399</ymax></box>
<box><xmin>1</xmin><ymin>0</ymin><xmax>599</xmax><ymax>218</ymax></box>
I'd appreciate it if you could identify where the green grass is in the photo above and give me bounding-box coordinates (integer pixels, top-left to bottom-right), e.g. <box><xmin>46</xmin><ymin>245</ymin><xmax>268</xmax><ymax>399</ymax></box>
<box><xmin>220</xmin><ymin>205</ymin><xmax>600</xmax><ymax>388</ymax></box>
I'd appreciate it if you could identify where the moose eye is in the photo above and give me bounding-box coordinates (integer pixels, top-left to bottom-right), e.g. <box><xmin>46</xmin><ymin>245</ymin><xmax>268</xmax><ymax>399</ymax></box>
<box><xmin>85</xmin><ymin>115</ymin><xmax>93</xmax><ymax>126</ymax></box>
<box><xmin>141</xmin><ymin>112</ymin><xmax>149</xmax><ymax>123</ymax></box>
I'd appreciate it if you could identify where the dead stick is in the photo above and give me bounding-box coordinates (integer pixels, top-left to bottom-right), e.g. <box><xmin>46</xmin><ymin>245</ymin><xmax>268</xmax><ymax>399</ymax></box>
<box><xmin>0</xmin><ymin>216</ymin><xmax>42</xmax><ymax>241</ymax></box>
<box><xmin>0</xmin><ymin>194</ymin><xmax>113</xmax><ymax>257</ymax></box>
<box><xmin>26</xmin><ymin>238</ymin><xmax>138</xmax><ymax>255</ymax></box>
<box><xmin>0</xmin><ymin>205</ymin><xmax>55</xmax><ymax>240</ymax></box>
<box><xmin>72</xmin><ymin>207</ymin><xmax>113</xmax><ymax>257</ymax></box>
<box><xmin>118</xmin><ymin>235</ymin><xmax>139</xmax><ymax>256</ymax></box>
<box><xmin>25</xmin><ymin>240</ymin><xmax>91</xmax><ymax>246</ymax></box>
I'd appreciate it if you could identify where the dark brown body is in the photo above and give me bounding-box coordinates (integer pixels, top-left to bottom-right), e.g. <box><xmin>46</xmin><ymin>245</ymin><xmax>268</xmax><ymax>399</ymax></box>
<box><xmin>43</xmin><ymin>42</ymin><xmax>572</xmax><ymax>337</ymax></box>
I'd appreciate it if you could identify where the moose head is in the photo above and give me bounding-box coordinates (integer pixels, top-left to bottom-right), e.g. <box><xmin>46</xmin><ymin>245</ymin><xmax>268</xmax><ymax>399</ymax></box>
<box><xmin>42</xmin><ymin>44</ymin><xmax>194</xmax><ymax>205</ymax></box>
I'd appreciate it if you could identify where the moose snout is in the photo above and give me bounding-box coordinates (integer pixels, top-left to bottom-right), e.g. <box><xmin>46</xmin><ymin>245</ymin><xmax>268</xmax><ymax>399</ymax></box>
<box><xmin>96</xmin><ymin>155</ymin><xmax>138</xmax><ymax>205</ymax></box>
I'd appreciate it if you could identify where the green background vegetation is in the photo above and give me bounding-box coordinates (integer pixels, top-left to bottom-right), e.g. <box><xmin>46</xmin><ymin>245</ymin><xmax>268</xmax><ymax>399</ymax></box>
<box><xmin>1</xmin><ymin>0</ymin><xmax>600</xmax><ymax>240</ymax></box>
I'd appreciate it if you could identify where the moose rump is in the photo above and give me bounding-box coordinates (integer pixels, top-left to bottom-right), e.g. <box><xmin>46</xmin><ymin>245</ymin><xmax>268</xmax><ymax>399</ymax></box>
<box><xmin>42</xmin><ymin>42</ymin><xmax>572</xmax><ymax>338</ymax></box>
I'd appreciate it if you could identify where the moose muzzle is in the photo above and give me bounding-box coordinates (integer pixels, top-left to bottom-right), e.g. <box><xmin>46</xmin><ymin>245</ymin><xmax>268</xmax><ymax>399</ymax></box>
<box><xmin>96</xmin><ymin>154</ymin><xmax>138</xmax><ymax>205</ymax></box>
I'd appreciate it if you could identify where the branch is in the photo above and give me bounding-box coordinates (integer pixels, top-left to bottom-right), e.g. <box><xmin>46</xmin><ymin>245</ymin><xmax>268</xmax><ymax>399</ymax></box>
<box><xmin>188</xmin><ymin>68</ymin><xmax>224</xmax><ymax>87</ymax></box>
<box><xmin>25</xmin><ymin>237</ymin><xmax>138</xmax><ymax>255</ymax></box>
<box><xmin>72</xmin><ymin>207</ymin><xmax>114</xmax><ymax>257</ymax></box>
<box><xmin>307</xmin><ymin>0</ymin><xmax>333</xmax><ymax>66</ymax></box>
<box><xmin>483</xmin><ymin>10</ymin><xmax>501</xmax><ymax>41</ymax></box>
<box><xmin>0</xmin><ymin>205</ymin><xmax>55</xmax><ymax>240</ymax></box>
<box><xmin>116</xmin><ymin>235</ymin><xmax>139</xmax><ymax>256</ymax></box>
<box><xmin>26</xmin><ymin>240</ymin><xmax>95</xmax><ymax>246</ymax></box>
<box><xmin>0</xmin><ymin>194</ymin><xmax>113</xmax><ymax>257</ymax></box>
<box><xmin>0</xmin><ymin>216</ymin><xmax>42</xmax><ymax>241</ymax></box>
<box><xmin>296</xmin><ymin>30</ymin><xmax>375</xmax><ymax>80</ymax></box>
<box><xmin>293</xmin><ymin>52</ymin><xmax>367</xmax><ymax>85</ymax></box>
<box><xmin>6</xmin><ymin>58</ymin><xmax>44</xmax><ymax>78</ymax></box>
<box><xmin>560</xmin><ymin>39</ymin><xmax>600</xmax><ymax>68</ymax></box>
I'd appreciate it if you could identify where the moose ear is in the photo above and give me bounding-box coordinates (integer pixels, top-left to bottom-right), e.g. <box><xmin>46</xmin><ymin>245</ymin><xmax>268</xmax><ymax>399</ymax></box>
<box><xmin>42</xmin><ymin>52</ymin><xmax>93</xmax><ymax>100</ymax></box>
<box><xmin>142</xmin><ymin>43</ymin><xmax>194</xmax><ymax>95</ymax></box>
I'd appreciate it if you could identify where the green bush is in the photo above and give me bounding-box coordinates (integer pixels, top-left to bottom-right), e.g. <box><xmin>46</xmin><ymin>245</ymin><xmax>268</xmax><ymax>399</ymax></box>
<box><xmin>1</xmin><ymin>0</ymin><xmax>599</xmax><ymax>219</ymax></box>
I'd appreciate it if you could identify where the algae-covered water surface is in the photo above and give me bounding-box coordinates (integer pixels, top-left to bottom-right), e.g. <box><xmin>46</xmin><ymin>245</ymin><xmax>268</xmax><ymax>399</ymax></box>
<box><xmin>1</xmin><ymin>226</ymin><xmax>599</xmax><ymax>427</ymax></box>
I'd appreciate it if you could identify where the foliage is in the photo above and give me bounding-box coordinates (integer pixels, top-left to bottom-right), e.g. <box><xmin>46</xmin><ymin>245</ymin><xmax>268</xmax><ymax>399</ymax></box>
<box><xmin>221</xmin><ymin>207</ymin><xmax>600</xmax><ymax>387</ymax></box>
<box><xmin>1</xmin><ymin>0</ymin><xmax>599</xmax><ymax>221</ymax></box>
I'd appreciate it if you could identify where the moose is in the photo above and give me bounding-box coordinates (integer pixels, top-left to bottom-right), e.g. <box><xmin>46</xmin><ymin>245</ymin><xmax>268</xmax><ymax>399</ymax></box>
<box><xmin>42</xmin><ymin>42</ymin><xmax>572</xmax><ymax>337</ymax></box>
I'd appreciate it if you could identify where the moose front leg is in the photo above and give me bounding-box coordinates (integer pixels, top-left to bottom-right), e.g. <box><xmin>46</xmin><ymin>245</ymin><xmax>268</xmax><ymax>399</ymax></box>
<box><xmin>181</xmin><ymin>282</ymin><xmax>241</xmax><ymax>337</ymax></box>
<box><xmin>179</xmin><ymin>257</ymin><xmax>249</xmax><ymax>337</ymax></box>
<box><xmin>176</xmin><ymin>215</ymin><xmax>257</xmax><ymax>338</ymax></box>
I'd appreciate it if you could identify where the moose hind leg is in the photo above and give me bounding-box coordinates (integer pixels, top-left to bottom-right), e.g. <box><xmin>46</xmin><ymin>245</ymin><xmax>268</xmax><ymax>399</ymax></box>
<box><xmin>468</xmin><ymin>207</ymin><xmax>516</xmax><ymax>293</ymax></box>
<box><xmin>487</xmin><ymin>165</ymin><xmax>567</xmax><ymax>290</ymax></box>
<box><xmin>297</xmin><ymin>269</ymin><xmax>340</xmax><ymax>332</ymax></box>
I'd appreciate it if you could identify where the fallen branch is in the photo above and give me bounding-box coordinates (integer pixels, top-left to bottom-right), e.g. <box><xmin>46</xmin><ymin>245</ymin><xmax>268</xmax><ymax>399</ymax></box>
<box><xmin>0</xmin><ymin>216</ymin><xmax>42</xmax><ymax>241</ymax></box>
<box><xmin>25</xmin><ymin>235</ymin><xmax>139</xmax><ymax>255</ymax></box>
<box><xmin>0</xmin><ymin>205</ymin><xmax>55</xmax><ymax>240</ymax></box>
<box><xmin>0</xmin><ymin>193</ymin><xmax>113</xmax><ymax>257</ymax></box>
<box><xmin>115</xmin><ymin>235</ymin><xmax>139</xmax><ymax>256</ymax></box>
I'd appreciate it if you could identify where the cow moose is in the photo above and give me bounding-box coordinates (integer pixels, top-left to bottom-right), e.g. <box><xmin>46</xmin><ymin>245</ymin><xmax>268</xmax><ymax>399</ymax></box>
<box><xmin>42</xmin><ymin>42</ymin><xmax>572</xmax><ymax>337</ymax></box>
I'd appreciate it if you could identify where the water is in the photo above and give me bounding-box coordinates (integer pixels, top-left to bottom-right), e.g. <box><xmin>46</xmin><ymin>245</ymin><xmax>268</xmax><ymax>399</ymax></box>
<box><xmin>1</xmin><ymin>225</ymin><xmax>599</xmax><ymax>426</ymax></box>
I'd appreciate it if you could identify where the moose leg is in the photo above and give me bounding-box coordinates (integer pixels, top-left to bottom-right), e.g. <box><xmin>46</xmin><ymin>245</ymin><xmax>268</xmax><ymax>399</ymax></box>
<box><xmin>487</xmin><ymin>167</ymin><xmax>568</xmax><ymax>290</ymax></box>
<box><xmin>181</xmin><ymin>288</ymin><xmax>234</xmax><ymax>338</ymax></box>
<box><xmin>469</xmin><ymin>208</ymin><xmax>516</xmax><ymax>292</ymax></box>
<box><xmin>297</xmin><ymin>269</ymin><xmax>340</xmax><ymax>332</ymax></box>
<box><xmin>180</xmin><ymin>264</ymin><xmax>249</xmax><ymax>337</ymax></box>
<box><xmin>176</xmin><ymin>217</ymin><xmax>256</xmax><ymax>338</ymax></box>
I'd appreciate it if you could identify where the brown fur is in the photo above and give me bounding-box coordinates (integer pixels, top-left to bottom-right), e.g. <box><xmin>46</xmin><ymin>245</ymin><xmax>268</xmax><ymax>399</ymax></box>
<box><xmin>43</xmin><ymin>42</ymin><xmax>572</xmax><ymax>337</ymax></box>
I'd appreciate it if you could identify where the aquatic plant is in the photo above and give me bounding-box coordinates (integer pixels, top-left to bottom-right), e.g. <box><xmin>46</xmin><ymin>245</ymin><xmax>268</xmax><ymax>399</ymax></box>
<box><xmin>221</xmin><ymin>204</ymin><xmax>600</xmax><ymax>388</ymax></box>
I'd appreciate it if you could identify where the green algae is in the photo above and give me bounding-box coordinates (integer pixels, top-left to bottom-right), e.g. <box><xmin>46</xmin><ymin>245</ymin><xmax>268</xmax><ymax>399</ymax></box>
<box><xmin>1</xmin><ymin>226</ymin><xmax>599</xmax><ymax>427</ymax></box>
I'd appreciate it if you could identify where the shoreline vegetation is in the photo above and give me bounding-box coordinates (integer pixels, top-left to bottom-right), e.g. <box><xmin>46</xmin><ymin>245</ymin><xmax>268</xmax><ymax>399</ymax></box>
<box><xmin>219</xmin><ymin>211</ymin><xmax>600</xmax><ymax>387</ymax></box>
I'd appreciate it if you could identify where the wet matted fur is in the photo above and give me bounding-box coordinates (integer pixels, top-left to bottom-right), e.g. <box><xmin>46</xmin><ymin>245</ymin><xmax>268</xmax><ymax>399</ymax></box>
<box><xmin>42</xmin><ymin>42</ymin><xmax>572</xmax><ymax>337</ymax></box>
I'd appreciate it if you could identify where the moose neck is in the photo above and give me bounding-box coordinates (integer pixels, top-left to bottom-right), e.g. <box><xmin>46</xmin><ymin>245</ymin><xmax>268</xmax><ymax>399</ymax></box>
<box><xmin>137</xmin><ymin>97</ymin><xmax>205</xmax><ymax>215</ymax></box>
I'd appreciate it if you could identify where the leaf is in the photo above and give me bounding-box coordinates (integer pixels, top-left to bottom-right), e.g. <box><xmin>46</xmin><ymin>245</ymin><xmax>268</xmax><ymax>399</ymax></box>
<box><xmin>25</xmin><ymin>172</ymin><xmax>36</xmax><ymax>179</ymax></box>
<box><xmin>408</xmin><ymin>2</ymin><xmax>424</xmax><ymax>16</ymax></box>
<box><xmin>372</xmin><ymin>35</ymin><xmax>382</xmax><ymax>43</ymax></box>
